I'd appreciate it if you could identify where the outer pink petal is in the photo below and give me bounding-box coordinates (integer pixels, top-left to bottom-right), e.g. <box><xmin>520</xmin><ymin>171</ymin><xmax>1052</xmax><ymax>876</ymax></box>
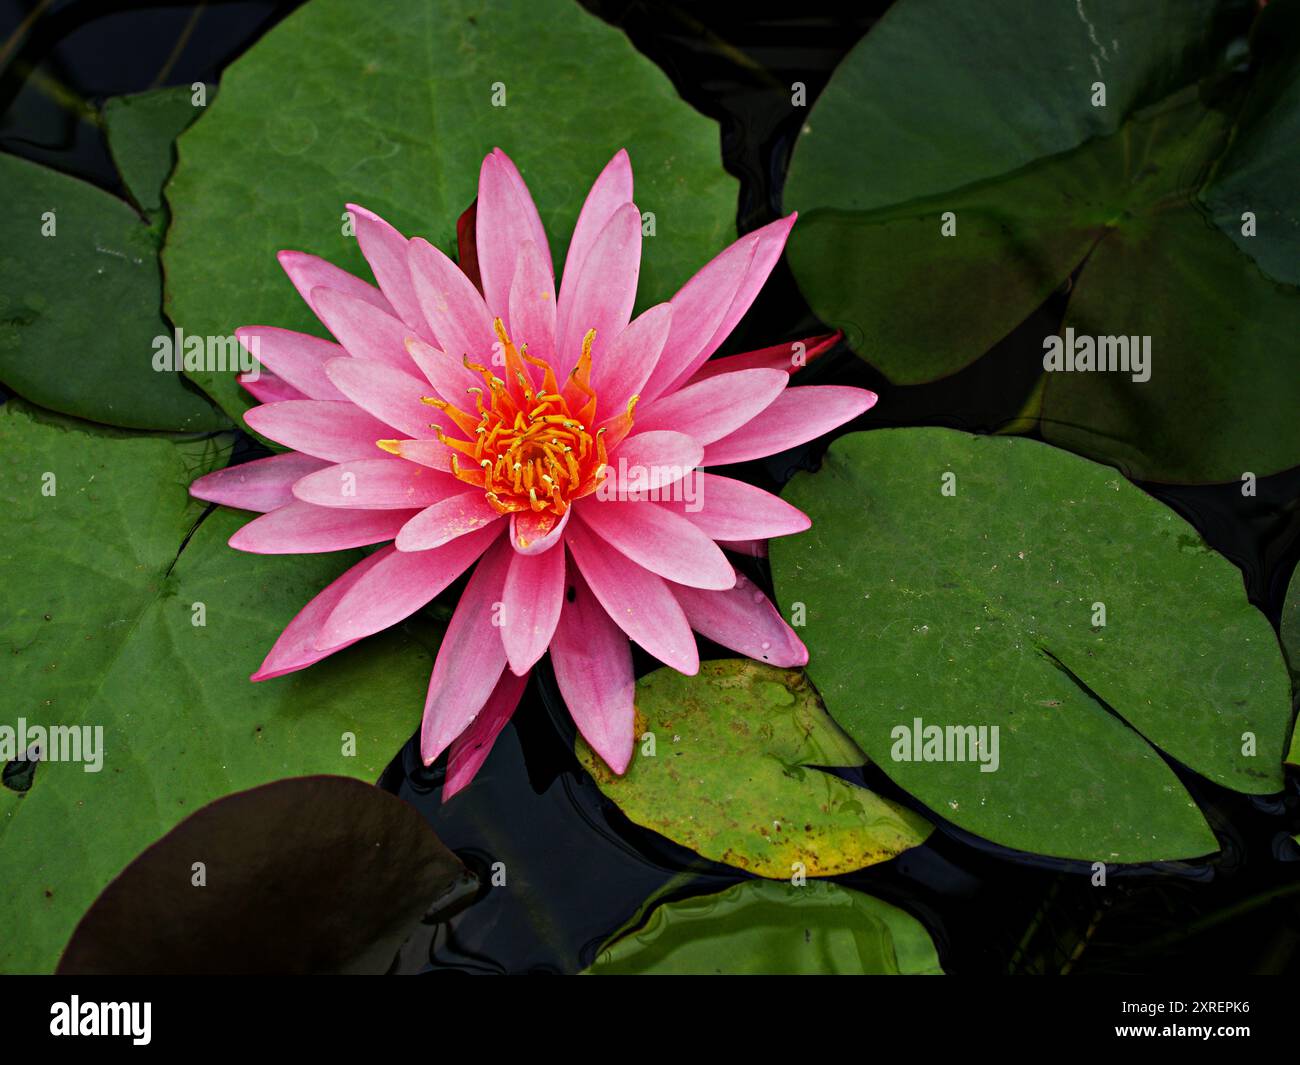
<box><xmin>311</xmin><ymin>287</ymin><xmax>416</xmax><ymax>372</ymax></box>
<box><xmin>228</xmin><ymin>501</ymin><xmax>418</xmax><ymax>554</ymax></box>
<box><xmin>654</xmin><ymin>474</ymin><xmax>810</xmax><ymax>540</ymax></box>
<box><xmin>558</xmin><ymin>149</ymin><xmax>632</xmax><ymax>331</ymax></box>
<box><xmin>420</xmin><ymin>535</ymin><xmax>515</xmax><ymax>763</ymax></box>
<box><xmin>323</xmin><ymin>357</ymin><xmax>436</xmax><ymax>439</ymax></box>
<box><xmin>251</xmin><ymin>546</ymin><xmax>397</xmax><ymax>681</ymax></box>
<box><xmin>235</xmin><ymin>327</ymin><xmax>347</xmax><ymax>401</ymax></box>
<box><xmin>574</xmin><ymin>499</ymin><xmax>735</xmax><ymax>590</ymax></box>
<box><xmin>243</xmin><ymin>401</ymin><xmax>396</xmax><ymax>463</ymax></box>
<box><xmin>291</xmin><ymin>457</ymin><xmax>460</xmax><ymax>510</ymax></box>
<box><xmin>278</xmin><ymin>250</ymin><xmax>391</xmax><ymax>317</ymax></box>
<box><xmin>702</xmin><ymin>386</ymin><xmax>877</xmax><ymax>466</ymax></box>
<box><xmin>603</xmin><ymin>429</ymin><xmax>703</xmax><ymax>495</ymax></box>
<box><xmin>347</xmin><ymin>203</ymin><xmax>428</xmax><ymax>337</ymax></box>
<box><xmin>686</xmin><ymin>332</ymin><xmax>841</xmax><ymax>384</ymax></box>
<box><xmin>409</xmin><ymin>237</ymin><xmax>499</xmax><ymax>361</ymax></box>
<box><xmin>240</xmin><ymin>371</ymin><xmax>304</xmax><ymax>404</ymax></box>
<box><xmin>320</xmin><ymin>522</ymin><xmax>504</xmax><ymax>648</ymax></box>
<box><xmin>564</xmin><ymin>517</ymin><xmax>698</xmax><ymax>674</ymax></box>
<box><xmin>443</xmin><ymin>669</ymin><xmax>530</xmax><ymax>799</ymax></box>
<box><xmin>501</xmin><ymin>542</ymin><xmax>565</xmax><ymax>675</ymax></box>
<box><xmin>632</xmin><ymin>368</ymin><xmax>786</xmax><ymax>445</ymax></box>
<box><xmin>550</xmin><ymin>563</ymin><xmax>635</xmax><ymax>774</ymax></box>
<box><xmin>509</xmin><ymin>507</ymin><xmax>570</xmax><ymax>555</ymax></box>
<box><xmin>591</xmin><ymin>302</ymin><xmax>673</xmax><ymax>418</ymax></box>
<box><xmin>476</xmin><ymin>150</ymin><xmax>552</xmax><ymax>321</ymax></box>
<box><xmin>190</xmin><ymin>452</ymin><xmax>330</xmax><ymax>513</ymax></box>
<box><xmin>556</xmin><ymin>201</ymin><xmax>641</xmax><ymax>372</ymax></box>
<box><xmin>506</xmin><ymin>239</ymin><xmax>557</xmax><ymax>368</ymax></box>
<box><xmin>394</xmin><ymin>492</ymin><xmax>503</xmax><ymax>551</ymax></box>
<box><xmin>670</xmin><ymin>571</ymin><xmax>808</xmax><ymax>667</ymax></box>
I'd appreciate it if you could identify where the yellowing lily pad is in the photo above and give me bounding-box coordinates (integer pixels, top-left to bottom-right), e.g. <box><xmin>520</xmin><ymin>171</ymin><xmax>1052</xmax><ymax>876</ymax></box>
<box><xmin>576</xmin><ymin>659</ymin><xmax>932</xmax><ymax>878</ymax></box>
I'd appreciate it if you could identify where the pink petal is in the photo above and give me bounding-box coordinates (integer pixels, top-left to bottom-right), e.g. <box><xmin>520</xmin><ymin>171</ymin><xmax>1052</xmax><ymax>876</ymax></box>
<box><xmin>311</xmin><ymin>286</ymin><xmax>416</xmax><ymax>372</ymax></box>
<box><xmin>240</xmin><ymin>371</ymin><xmax>304</xmax><ymax>404</ymax></box>
<box><xmin>191</xmin><ymin>452</ymin><xmax>330</xmax><ymax>513</ymax></box>
<box><xmin>244</xmin><ymin>401</ymin><xmax>396</xmax><ymax>463</ymax></box>
<box><xmin>323</xmin><ymin>357</ymin><xmax>437</xmax><ymax>439</ymax></box>
<box><xmin>702</xmin><ymin>386</ymin><xmax>877</xmax><ymax>466</ymax></box>
<box><xmin>501</xmin><ymin>541</ymin><xmax>565</xmax><ymax>675</ymax></box>
<box><xmin>235</xmin><ymin>327</ymin><xmax>347</xmax><ymax>401</ymax></box>
<box><xmin>509</xmin><ymin>507</ymin><xmax>570</xmax><ymax>555</ymax></box>
<box><xmin>291</xmin><ymin>457</ymin><xmax>460</xmax><ymax>509</ymax></box>
<box><xmin>374</xmin><ymin>437</ymin><xmax>454</xmax><ymax>473</ymax></box>
<box><xmin>476</xmin><ymin>149</ymin><xmax>552</xmax><ymax>321</ymax></box>
<box><xmin>228</xmin><ymin>501</ymin><xmax>417</xmax><ymax>554</ymax></box>
<box><xmin>278</xmin><ymin>250</ymin><xmax>391</xmax><ymax>318</ymax></box>
<box><xmin>574</xmin><ymin>499</ymin><xmax>735</xmax><ymax>590</ymax></box>
<box><xmin>409</xmin><ymin>237</ymin><xmax>498</xmax><ymax>362</ymax></box>
<box><xmin>550</xmin><ymin>564</ymin><xmax>636</xmax><ymax>774</ymax></box>
<box><xmin>420</xmin><ymin>535</ymin><xmax>515</xmax><ymax>763</ymax></box>
<box><xmin>404</xmin><ymin>336</ymin><xmax>481</xmax><ymax>413</ymax></box>
<box><xmin>443</xmin><ymin>669</ymin><xmax>530</xmax><ymax>799</ymax></box>
<box><xmin>718</xmin><ymin>538</ymin><xmax>767</xmax><ymax>557</ymax></box>
<box><xmin>654</xmin><ymin>474</ymin><xmax>810</xmax><ymax>540</ymax></box>
<box><xmin>251</xmin><ymin>546</ymin><xmax>397</xmax><ymax>681</ymax></box>
<box><xmin>632</xmin><ymin>368</ymin><xmax>786</xmax><ymax>445</ymax></box>
<box><xmin>395</xmin><ymin>492</ymin><xmax>503</xmax><ymax>551</ymax></box>
<box><xmin>671</xmin><ymin>571</ymin><xmax>808</xmax><ymax>667</ymax></box>
<box><xmin>557</xmin><ymin>149</ymin><xmax>632</xmax><ymax>331</ymax></box>
<box><xmin>506</xmin><ymin>239</ymin><xmax>557</xmax><ymax>367</ymax></box>
<box><xmin>556</xmin><ymin>201</ymin><xmax>641</xmax><ymax>373</ymax></box>
<box><xmin>686</xmin><ymin>331</ymin><xmax>841</xmax><ymax>383</ymax></box>
<box><xmin>564</xmin><ymin>516</ymin><xmax>698</xmax><ymax>674</ymax></box>
<box><xmin>347</xmin><ymin>203</ymin><xmax>429</xmax><ymax>337</ymax></box>
<box><xmin>591</xmin><ymin>302</ymin><xmax>673</xmax><ymax>419</ymax></box>
<box><xmin>603</xmin><ymin>429</ymin><xmax>703</xmax><ymax>495</ymax></box>
<box><xmin>320</xmin><ymin>522</ymin><xmax>504</xmax><ymax>648</ymax></box>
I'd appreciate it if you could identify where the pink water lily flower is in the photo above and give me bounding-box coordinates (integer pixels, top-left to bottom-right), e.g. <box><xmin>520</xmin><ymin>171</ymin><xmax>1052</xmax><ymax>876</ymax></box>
<box><xmin>191</xmin><ymin>148</ymin><xmax>876</xmax><ymax>797</ymax></box>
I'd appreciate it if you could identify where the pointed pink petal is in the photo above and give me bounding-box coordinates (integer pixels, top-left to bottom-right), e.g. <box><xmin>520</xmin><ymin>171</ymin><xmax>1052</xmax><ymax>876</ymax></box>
<box><xmin>394</xmin><ymin>492</ymin><xmax>503</xmax><ymax>551</ymax></box>
<box><xmin>404</xmin><ymin>336</ymin><xmax>481</xmax><ymax>413</ymax></box>
<box><xmin>507</xmin><ymin>239</ymin><xmax>557</xmax><ymax>367</ymax></box>
<box><xmin>633</xmin><ymin>368</ymin><xmax>786</xmax><ymax>445</ymax></box>
<box><xmin>347</xmin><ymin>203</ymin><xmax>429</xmax><ymax>338</ymax></box>
<box><xmin>603</xmin><ymin>429</ymin><xmax>702</xmax><ymax>495</ymax></box>
<box><xmin>235</xmin><ymin>327</ymin><xmax>347</xmax><ymax>401</ymax></box>
<box><xmin>251</xmin><ymin>546</ymin><xmax>396</xmax><ymax>681</ymax></box>
<box><xmin>375</xmin><ymin>437</ymin><xmax>454</xmax><ymax>472</ymax></box>
<box><xmin>476</xmin><ymin>150</ymin><xmax>552</xmax><ymax>321</ymax></box>
<box><xmin>654</xmin><ymin>474</ymin><xmax>810</xmax><ymax>540</ymax></box>
<box><xmin>320</xmin><ymin>522</ymin><xmax>504</xmax><ymax>648</ymax></box>
<box><xmin>323</xmin><ymin>357</ymin><xmax>436</xmax><ymax>439</ymax></box>
<box><xmin>291</xmin><ymin>457</ymin><xmax>461</xmax><ymax>509</ymax></box>
<box><xmin>575</xmin><ymin>498</ymin><xmax>734</xmax><ymax>590</ymax></box>
<box><xmin>443</xmin><ymin>668</ymin><xmax>530</xmax><ymax>799</ymax></box>
<box><xmin>409</xmin><ymin>237</ymin><xmax>498</xmax><ymax>362</ymax></box>
<box><xmin>228</xmin><ymin>501</ymin><xmax>417</xmax><ymax>554</ymax></box>
<box><xmin>278</xmin><ymin>250</ymin><xmax>391</xmax><ymax>317</ymax></box>
<box><xmin>311</xmin><ymin>286</ymin><xmax>416</xmax><ymax>372</ymax></box>
<box><xmin>509</xmin><ymin>507</ymin><xmax>570</xmax><ymax>555</ymax></box>
<box><xmin>501</xmin><ymin>542</ymin><xmax>565</xmax><ymax>675</ymax></box>
<box><xmin>718</xmin><ymin>538</ymin><xmax>767</xmax><ymax>557</ymax></box>
<box><xmin>564</xmin><ymin>517</ymin><xmax>698</xmax><ymax>674</ymax></box>
<box><xmin>240</xmin><ymin>371</ymin><xmax>304</xmax><ymax>404</ymax></box>
<box><xmin>557</xmin><ymin>201</ymin><xmax>641</xmax><ymax>372</ymax></box>
<box><xmin>702</xmin><ymin>386</ymin><xmax>877</xmax><ymax>466</ymax></box>
<box><xmin>421</xmin><ymin>536</ymin><xmax>515</xmax><ymax>763</ymax></box>
<box><xmin>243</xmin><ymin>401</ymin><xmax>396</xmax><ymax>463</ymax></box>
<box><xmin>686</xmin><ymin>332</ymin><xmax>841</xmax><ymax>383</ymax></box>
<box><xmin>592</xmin><ymin>302</ymin><xmax>673</xmax><ymax>418</ymax></box>
<box><xmin>191</xmin><ymin>452</ymin><xmax>330</xmax><ymax>513</ymax></box>
<box><xmin>551</xmin><ymin>564</ymin><xmax>635</xmax><ymax>774</ymax></box>
<box><xmin>671</xmin><ymin>571</ymin><xmax>808</xmax><ymax>667</ymax></box>
<box><xmin>558</xmin><ymin>149</ymin><xmax>632</xmax><ymax>325</ymax></box>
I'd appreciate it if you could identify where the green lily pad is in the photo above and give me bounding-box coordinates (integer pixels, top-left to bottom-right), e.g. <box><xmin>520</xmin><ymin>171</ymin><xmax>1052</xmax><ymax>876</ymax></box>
<box><xmin>163</xmin><ymin>0</ymin><xmax>738</xmax><ymax>424</ymax></box>
<box><xmin>104</xmin><ymin>85</ymin><xmax>207</xmax><ymax>213</ymax></box>
<box><xmin>783</xmin><ymin>0</ymin><xmax>1300</xmax><ymax>483</ymax></box>
<box><xmin>58</xmin><ymin>776</ymin><xmax>469</xmax><ymax>974</ymax></box>
<box><xmin>1283</xmin><ymin>565</ymin><xmax>1300</xmax><ymax>767</ymax></box>
<box><xmin>576</xmin><ymin>659</ymin><xmax>932</xmax><ymax>878</ymax></box>
<box><xmin>0</xmin><ymin>153</ymin><xmax>225</xmax><ymax>432</ymax></box>
<box><xmin>585</xmin><ymin>879</ymin><xmax>943</xmax><ymax>975</ymax></box>
<box><xmin>771</xmin><ymin>428</ymin><xmax>1292</xmax><ymax>863</ymax></box>
<box><xmin>0</xmin><ymin>405</ymin><xmax>435</xmax><ymax>972</ymax></box>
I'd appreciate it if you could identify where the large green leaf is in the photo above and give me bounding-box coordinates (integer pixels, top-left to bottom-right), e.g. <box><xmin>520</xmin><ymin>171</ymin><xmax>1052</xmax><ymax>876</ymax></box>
<box><xmin>771</xmin><ymin>428</ymin><xmax>1292</xmax><ymax>862</ymax></box>
<box><xmin>577</xmin><ymin>659</ymin><xmax>931</xmax><ymax>878</ymax></box>
<box><xmin>1283</xmin><ymin>565</ymin><xmax>1300</xmax><ymax>768</ymax></box>
<box><xmin>0</xmin><ymin>405</ymin><xmax>434</xmax><ymax>972</ymax></box>
<box><xmin>585</xmin><ymin>879</ymin><xmax>943</xmax><ymax>975</ymax></box>
<box><xmin>163</xmin><ymin>0</ymin><xmax>738</xmax><ymax>424</ymax></box>
<box><xmin>783</xmin><ymin>0</ymin><xmax>1300</xmax><ymax>483</ymax></box>
<box><xmin>0</xmin><ymin>154</ymin><xmax>225</xmax><ymax>432</ymax></box>
<box><xmin>104</xmin><ymin>85</ymin><xmax>207</xmax><ymax>214</ymax></box>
